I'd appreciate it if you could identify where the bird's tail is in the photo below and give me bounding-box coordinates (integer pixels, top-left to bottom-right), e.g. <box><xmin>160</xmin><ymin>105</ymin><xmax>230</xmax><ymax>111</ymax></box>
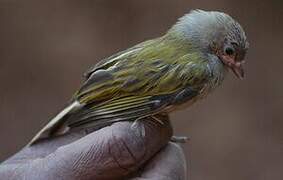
<box><xmin>27</xmin><ymin>101</ymin><xmax>82</xmax><ymax>146</ymax></box>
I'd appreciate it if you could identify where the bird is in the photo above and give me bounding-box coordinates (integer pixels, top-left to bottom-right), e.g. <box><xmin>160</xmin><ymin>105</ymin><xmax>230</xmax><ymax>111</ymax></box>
<box><xmin>28</xmin><ymin>10</ymin><xmax>249</xmax><ymax>145</ymax></box>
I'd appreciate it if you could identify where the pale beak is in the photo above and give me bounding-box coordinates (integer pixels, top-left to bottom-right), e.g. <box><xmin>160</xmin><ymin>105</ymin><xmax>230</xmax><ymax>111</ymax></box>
<box><xmin>231</xmin><ymin>62</ymin><xmax>244</xmax><ymax>79</ymax></box>
<box><xmin>221</xmin><ymin>55</ymin><xmax>245</xmax><ymax>80</ymax></box>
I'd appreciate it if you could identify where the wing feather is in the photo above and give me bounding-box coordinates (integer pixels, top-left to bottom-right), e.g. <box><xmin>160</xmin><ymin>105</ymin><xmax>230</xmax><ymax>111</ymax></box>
<box><xmin>29</xmin><ymin>37</ymin><xmax>211</xmax><ymax>145</ymax></box>
<box><xmin>68</xmin><ymin>95</ymin><xmax>170</xmax><ymax>129</ymax></box>
<box><xmin>68</xmin><ymin>45</ymin><xmax>210</xmax><ymax>130</ymax></box>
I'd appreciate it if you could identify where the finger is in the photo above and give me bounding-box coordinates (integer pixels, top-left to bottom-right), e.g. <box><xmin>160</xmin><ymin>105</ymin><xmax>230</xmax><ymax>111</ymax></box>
<box><xmin>4</xmin><ymin>130</ymin><xmax>87</xmax><ymax>163</ymax></box>
<box><xmin>131</xmin><ymin>142</ymin><xmax>187</xmax><ymax>180</ymax></box>
<box><xmin>30</xmin><ymin>116</ymin><xmax>172</xmax><ymax>180</ymax></box>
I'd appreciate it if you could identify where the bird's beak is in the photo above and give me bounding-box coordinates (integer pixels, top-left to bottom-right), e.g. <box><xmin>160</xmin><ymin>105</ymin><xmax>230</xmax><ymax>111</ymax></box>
<box><xmin>231</xmin><ymin>62</ymin><xmax>244</xmax><ymax>80</ymax></box>
<box><xmin>221</xmin><ymin>55</ymin><xmax>245</xmax><ymax>80</ymax></box>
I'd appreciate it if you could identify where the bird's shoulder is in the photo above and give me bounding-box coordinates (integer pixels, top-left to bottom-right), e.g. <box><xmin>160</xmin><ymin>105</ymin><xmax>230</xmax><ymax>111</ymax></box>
<box><xmin>83</xmin><ymin>39</ymin><xmax>157</xmax><ymax>79</ymax></box>
<box><xmin>83</xmin><ymin>37</ymin><xmax>193</xmax><ymax>78</ymax></box>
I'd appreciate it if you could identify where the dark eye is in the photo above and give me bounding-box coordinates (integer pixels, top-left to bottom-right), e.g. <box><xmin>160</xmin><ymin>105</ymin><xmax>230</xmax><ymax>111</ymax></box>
<box><xmin>225</xmin><ymin>47</ymin><xmax>235</xmax><ymax>56</ymax></box>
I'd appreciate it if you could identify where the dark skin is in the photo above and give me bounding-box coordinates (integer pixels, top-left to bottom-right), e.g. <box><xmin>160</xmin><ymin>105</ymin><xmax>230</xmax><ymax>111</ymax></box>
<box><xmin>0</xmin><ymin>116</ymin><xmax>187</xmax><ymax>180</ymax></box>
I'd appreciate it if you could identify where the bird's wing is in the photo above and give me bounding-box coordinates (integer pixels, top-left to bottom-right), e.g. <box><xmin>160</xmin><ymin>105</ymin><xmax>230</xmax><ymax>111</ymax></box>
<box><xmin>76</xmin><ymin>38</ymin><xmax>210</xmax><ymax>103</ymax></box>
<box><xmin>67</xmin><ymin>50</ymin><xmax>210</xmax><ymax>130</ymax></box>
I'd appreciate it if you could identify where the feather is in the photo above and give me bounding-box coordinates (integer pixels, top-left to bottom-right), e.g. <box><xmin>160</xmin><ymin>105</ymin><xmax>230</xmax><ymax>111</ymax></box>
<box><xmin>28</xmin><ymin>101</ymin><xmax>82</xmax><ymax>145</ymax></box>
<box><xmin>67</xmin><ymin>95</ymin><xmax>169</xmax><ymax>130</ymax></box>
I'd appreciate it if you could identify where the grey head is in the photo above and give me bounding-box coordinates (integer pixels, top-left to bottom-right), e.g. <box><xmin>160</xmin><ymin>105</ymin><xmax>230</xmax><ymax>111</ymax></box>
<box><xmin>170</xmin><ymin>10</ymin><xmax>249</xmax><ymax>79</ymax></box>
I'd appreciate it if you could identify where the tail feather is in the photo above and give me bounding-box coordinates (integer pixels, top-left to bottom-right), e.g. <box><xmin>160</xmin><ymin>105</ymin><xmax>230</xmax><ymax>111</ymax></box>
<box><xmin>27</xmin><ymin>101</ymin><xmax>81</xmax><ymax>146</ymax></box>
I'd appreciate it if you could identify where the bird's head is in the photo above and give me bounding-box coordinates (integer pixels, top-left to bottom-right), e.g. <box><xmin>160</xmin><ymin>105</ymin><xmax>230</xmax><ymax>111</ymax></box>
<box><xmin>170</xmin><ymin>10</ymin><xmax>249</xmax><ymax>79</ymax></box>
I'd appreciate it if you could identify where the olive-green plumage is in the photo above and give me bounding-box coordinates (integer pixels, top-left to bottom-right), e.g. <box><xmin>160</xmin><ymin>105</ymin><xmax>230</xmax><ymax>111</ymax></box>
<box><xmin>29</xmin><ymin>10</ymin><xmax>248</xmax><ymax>145</ymax></box>
<box><xmin>68</xmin><ymin>36</ymin><xmax>212</xmax><ymax>129</ymax></box>
<box><xmin>77</xmin><ymin>36</ymin><xmax>208</xmax><ymax>103</ymax></box>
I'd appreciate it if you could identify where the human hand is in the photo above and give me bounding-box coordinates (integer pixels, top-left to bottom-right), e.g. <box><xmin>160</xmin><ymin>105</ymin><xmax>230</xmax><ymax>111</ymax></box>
<box><xmin>0</xmin><ymin>116</ymin><xmax>187</xmax><ymax>180</ymax></box>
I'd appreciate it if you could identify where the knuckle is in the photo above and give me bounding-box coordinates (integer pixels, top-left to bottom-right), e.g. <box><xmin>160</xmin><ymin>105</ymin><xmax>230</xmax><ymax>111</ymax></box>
<box><xmin>108</xmin><ymin>129</ymin><xmax>146</xmax><ymax>172</ymax></box>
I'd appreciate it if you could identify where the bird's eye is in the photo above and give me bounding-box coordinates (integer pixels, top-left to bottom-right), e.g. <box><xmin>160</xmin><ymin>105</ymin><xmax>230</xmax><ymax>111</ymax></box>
<box><xmin>225</xmin><ymin>47</ymin><xmax>235</xmax><ymax>56</ymax></box>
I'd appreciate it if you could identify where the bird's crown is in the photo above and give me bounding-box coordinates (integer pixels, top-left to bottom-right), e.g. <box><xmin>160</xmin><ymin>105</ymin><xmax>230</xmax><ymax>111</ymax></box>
<box><xmin>170</xmin><ymin>10</ymin><xmax>249</xmax><ymax>52</ymax></box>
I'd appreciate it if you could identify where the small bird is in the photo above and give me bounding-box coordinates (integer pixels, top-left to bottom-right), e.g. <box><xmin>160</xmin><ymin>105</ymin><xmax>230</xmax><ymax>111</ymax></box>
<box><xmin>29</xmin><ymin>10</ymin><xmax>249</xmax><ymax>145</ymax></box>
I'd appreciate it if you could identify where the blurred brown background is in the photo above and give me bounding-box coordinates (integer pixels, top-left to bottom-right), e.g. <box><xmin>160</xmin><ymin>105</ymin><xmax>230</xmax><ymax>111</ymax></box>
<box><xmin>0</xmin><ymin>0</ymin><xmax>282</xmax><ymax>179</ymax></box>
